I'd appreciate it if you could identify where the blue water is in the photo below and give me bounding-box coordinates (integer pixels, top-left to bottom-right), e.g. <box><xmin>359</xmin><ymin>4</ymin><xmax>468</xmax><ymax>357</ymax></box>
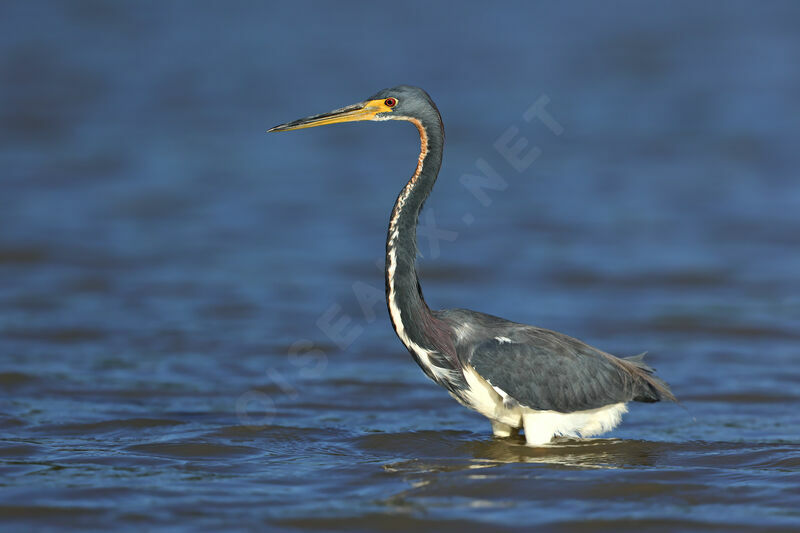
<box><xmin>1</xmin><ymin>1</ymin><xmax>799</xmax><ymax>530</ymax></box>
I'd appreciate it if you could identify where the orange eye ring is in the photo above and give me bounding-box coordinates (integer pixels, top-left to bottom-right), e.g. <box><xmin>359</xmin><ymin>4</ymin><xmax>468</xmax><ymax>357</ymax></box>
<box><xmin>384</xmin><ymin>97</ymin><xmax>397</xmax><ymax>108</ymax></box>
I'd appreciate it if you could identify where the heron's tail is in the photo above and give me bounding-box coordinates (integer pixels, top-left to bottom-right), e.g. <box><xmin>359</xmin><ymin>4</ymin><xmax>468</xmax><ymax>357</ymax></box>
<box><xmin>624</xmin><ymin>352</ymin><xmax>677</xmax><ymax>403</ymax></box>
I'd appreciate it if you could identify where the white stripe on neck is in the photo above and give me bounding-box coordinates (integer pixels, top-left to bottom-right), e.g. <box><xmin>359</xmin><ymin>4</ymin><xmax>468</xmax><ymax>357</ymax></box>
<box><xmin>385</xmin><ymin>118</ymin><xmax>457</xmax><ymax>384</ymax></box>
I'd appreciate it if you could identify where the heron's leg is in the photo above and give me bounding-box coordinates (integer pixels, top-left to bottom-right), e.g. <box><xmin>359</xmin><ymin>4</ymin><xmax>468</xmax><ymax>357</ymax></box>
<box><xmin>522</xmin><ymin>412</ymin><xmax>557</xmax><ymax>446</ymax></box>
<box><xmin>490</xmin><ymin>420</ymin><xmax>515</xmax><ymax>438</ymax></box>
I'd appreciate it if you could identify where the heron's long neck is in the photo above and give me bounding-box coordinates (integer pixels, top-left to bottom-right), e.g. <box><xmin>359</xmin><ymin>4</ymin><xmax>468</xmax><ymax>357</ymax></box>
<box><xmin>385</xmin><ymin>118</ymin><xmax>444</xmax><ymax>351</ymax></box>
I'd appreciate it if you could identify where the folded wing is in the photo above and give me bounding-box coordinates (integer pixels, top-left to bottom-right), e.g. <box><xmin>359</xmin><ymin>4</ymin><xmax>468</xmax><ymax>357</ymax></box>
<box><xmin>467</xmin><ymin>328</ymin><xmax>674</xmax><ymax>413</ymax></box>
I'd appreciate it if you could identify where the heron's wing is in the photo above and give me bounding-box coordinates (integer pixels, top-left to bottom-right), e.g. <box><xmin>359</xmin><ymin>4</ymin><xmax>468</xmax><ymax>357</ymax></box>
<box><xmin>467</xmin><ymin>329</ymin><xmax>672</xmax><ymax>413</ymax></box>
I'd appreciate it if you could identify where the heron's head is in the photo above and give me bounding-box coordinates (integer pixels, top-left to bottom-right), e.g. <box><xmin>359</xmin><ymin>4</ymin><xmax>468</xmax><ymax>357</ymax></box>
<box><xmin>268</xmin><ymin>85</ymin><xmax>441</xmax><ymax>133</ymax></box>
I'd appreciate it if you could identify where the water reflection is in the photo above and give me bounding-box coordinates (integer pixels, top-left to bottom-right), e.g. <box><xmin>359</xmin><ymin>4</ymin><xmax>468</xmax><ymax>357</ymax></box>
<box><xmin>465</xmin><ymin>437</ymin><xmax>664</xmax><ymax>468</ymax></box>
<box><xmin>378</xmin><ymin>435</ymin><xmax>665</xmax><ymax>475</ymax></box>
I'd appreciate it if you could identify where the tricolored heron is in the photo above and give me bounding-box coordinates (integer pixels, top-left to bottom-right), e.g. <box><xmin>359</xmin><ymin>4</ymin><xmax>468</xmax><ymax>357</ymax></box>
<box><xmin>269</xmin><ymin>85</ymin><xmax>675</xmax><ymax>445</ymax></box>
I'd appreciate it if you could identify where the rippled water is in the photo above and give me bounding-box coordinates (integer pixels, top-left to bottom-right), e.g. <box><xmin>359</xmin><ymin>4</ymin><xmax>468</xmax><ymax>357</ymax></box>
<box><xmin>2</xmin><ymin>1</ymin><xmax>800</xmax><ymax>530</ymax></box>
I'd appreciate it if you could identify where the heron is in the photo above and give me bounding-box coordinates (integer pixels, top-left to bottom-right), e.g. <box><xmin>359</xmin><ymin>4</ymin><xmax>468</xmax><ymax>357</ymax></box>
<box><xmin>269</xmin><ymin>85</ymin><xmax>675</xmax><ymax>445</ymax></box>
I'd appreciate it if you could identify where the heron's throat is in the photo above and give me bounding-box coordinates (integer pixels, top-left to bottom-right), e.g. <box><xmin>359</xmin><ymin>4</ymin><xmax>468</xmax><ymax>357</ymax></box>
<box><xmin>385</xmin><ymin>117</ymin><xmax>443</xmax><ymax>350</ymax></box>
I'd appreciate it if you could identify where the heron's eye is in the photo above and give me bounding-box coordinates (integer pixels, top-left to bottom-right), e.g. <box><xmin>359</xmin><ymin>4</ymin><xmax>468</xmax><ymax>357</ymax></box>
<box><xmin>384</xmin><ymin>97</ymin><xmax>397</xmax><ymax>108</ymax></box>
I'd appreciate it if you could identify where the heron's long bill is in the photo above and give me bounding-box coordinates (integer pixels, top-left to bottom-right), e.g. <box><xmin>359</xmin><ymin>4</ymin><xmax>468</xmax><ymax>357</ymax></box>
<box><xmin>268</xmin><ymin>99</ymin><xmax>390</xmax><ymax>132</ymax></box>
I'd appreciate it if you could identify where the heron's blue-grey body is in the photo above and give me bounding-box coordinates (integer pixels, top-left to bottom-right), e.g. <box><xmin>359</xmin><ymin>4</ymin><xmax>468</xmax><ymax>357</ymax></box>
<box><xmin>269</xmin><ymin>85</ymin><xmax>675</xmax><ymax>445</ymax></box>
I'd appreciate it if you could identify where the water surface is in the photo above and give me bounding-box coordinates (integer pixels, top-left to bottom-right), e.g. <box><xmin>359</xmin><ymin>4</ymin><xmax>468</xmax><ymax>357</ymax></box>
<box><xmin>1</xmin><ymin>1</ymin><xmax>799</xmax><ymax>530</ymax></box>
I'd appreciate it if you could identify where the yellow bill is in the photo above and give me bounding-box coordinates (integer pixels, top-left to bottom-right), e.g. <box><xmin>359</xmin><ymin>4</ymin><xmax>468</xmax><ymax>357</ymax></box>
<box><xmin>268</xmin><ymin>99</ymin><xmax>394</xmax><ymax>132</ymax></box>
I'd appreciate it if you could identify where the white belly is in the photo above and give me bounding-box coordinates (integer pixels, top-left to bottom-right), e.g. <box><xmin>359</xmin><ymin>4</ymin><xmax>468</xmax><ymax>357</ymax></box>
<box><xmin>456</xmin><ymin>364</ymin><xmax>628</xmax><ymax>445</ymax></box>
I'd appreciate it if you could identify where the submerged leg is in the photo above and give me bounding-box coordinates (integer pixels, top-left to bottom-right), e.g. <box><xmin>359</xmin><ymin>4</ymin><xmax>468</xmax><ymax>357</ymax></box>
<box><xmin>490</xmin><ymin>420</ymin><xmax>516</xmax><ymax>438</ymax></box>
<box><xmin>522</xmin><ymin>412</ymin><xmax>558</xmax><ymax>446</ymax></box>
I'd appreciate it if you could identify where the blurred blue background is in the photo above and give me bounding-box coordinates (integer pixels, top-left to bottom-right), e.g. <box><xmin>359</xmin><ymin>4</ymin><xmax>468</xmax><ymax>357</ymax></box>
<box><xmin>1</xmin><ymin>1</ymin><xmax>799</xmax><ymax>531</ymax></box>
